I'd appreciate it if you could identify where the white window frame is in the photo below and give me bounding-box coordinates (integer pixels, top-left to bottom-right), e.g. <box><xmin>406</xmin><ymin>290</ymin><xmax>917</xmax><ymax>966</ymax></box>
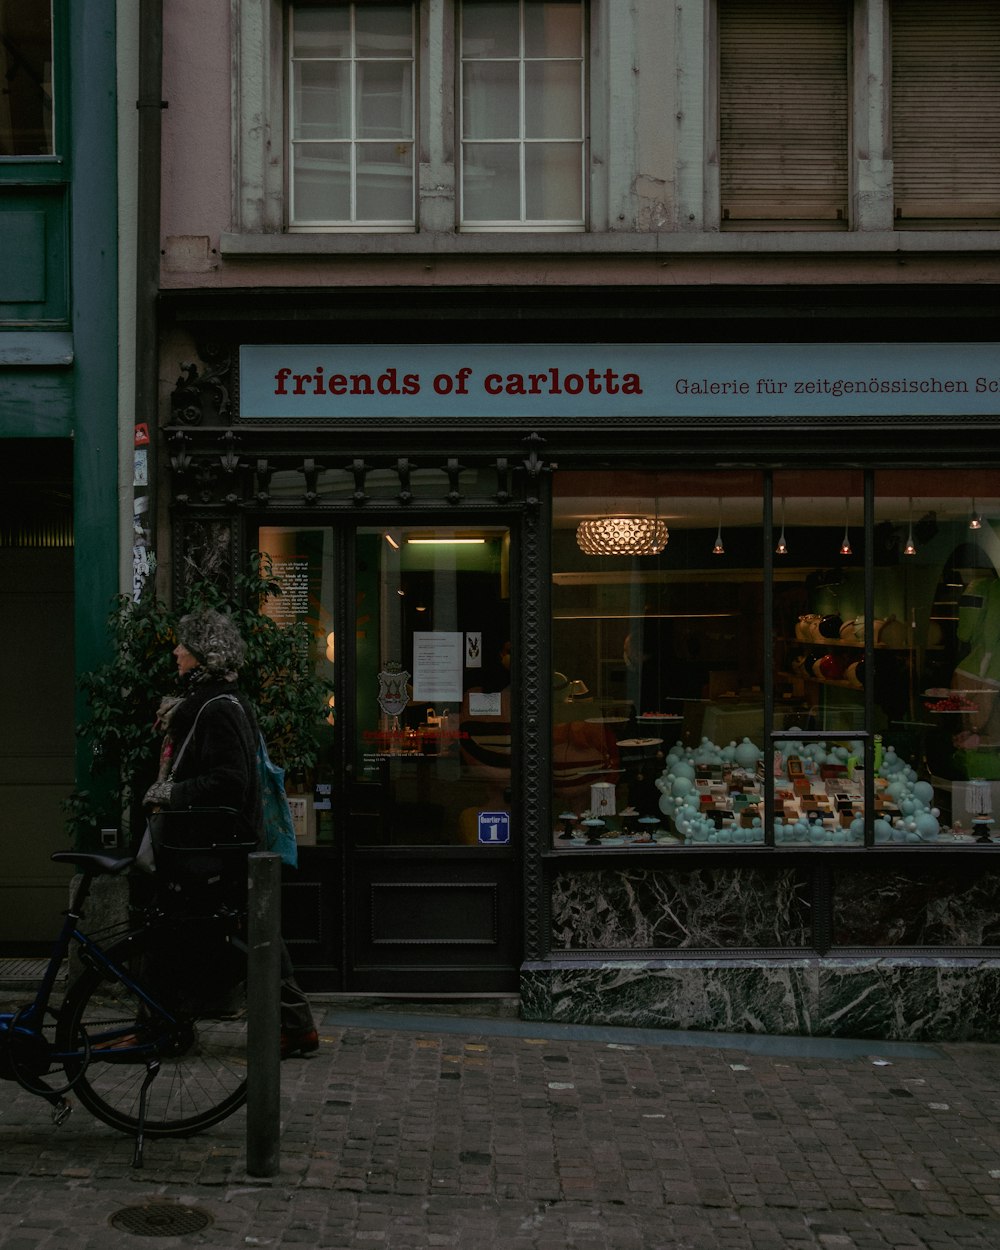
<box><xmin>287</xmin><ymin>2</ymin><xmax>417</xmax><ymax>231</ymax></box>
<box><xmin>233</xmin><ymin>0</ymin><xmax>592</xmax><ymax>236</ymax></box>
<box><xmin>457</xmin><ymin>0</ymin><xmax>587</xmax><ymax>232</ymax></box>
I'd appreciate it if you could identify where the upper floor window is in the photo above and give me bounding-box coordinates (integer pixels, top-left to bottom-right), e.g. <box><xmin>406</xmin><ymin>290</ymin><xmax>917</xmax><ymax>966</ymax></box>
<box><xmin>289</xmin><ymin>3</ymin><xmax>415</xmax><ymax>229</ymax></box>
<box><xmin>892</xmin><ymin>0</ymin><xmax>1000</xmax><ymax>228</ymax></box>
<box><xmin>0</xmin><ymin>0</ymin><xmax>53</xmax><ymax>156</ymax></box>
<box><xmin>459</xmin><ymin>0</ymin><xmax>585</xmax><ymax>229</ymax></box>
<box><xmin>718</xmin><ymin>0</ymin><xmax>848</xmax><ymax>229</ymax></box>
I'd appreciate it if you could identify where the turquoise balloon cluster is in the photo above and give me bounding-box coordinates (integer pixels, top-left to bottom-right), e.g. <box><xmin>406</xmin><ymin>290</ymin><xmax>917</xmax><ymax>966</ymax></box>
<box><xmin>654</xmin><ymin>736</ymin><xmax>942</xmax><ymax>845</ymax></box>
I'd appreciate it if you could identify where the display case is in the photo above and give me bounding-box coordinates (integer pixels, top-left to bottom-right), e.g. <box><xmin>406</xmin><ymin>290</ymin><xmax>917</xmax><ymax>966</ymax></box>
<box><xmin>550</xmin><ymin>468</ymin><xmax>1000</xmax><ymax>851</ymax></box>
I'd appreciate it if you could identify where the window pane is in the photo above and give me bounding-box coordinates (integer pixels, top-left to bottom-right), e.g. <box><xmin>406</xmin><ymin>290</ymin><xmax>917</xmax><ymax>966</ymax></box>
<box><xmin>524</xmin><ymin>1</ymin><xmax>583</xmax><ymax>58</ymax></box>
<box><xmin>524</xmin><ymin>62</ymin><xmax>581</xmax><ymax>138</ymax></box>
<box><xmin>354</xmin><ymin>526</ymin><xmax>512</xmax><ymax>847</ymax></box>
<box><xmin>355</xmin><ymin>4</ymin><xmax>413</xmax><ymax>57</ymax></box>
<box><xmin>356</xmin><ymin>62</ymin><xmax>412</xmax><ymax>139</ymax></box>
<box><xmin>552</xmin><ymin>471</ymin><xmax>765</xmax><ymax>848</ymax></box>
<box><xmin>294</xmin><ymin>61</ymin><xmax>351</xmax><ymax>139</ymax></box>
<box><xmin>0</xmin><ymin>0</ymin><xmax>53</xmax><ymax>156</ymax></box>
<box><xmin>460</xmin><ymin>1</ymin><xmax>584</xmax><ymax>227</ymax></box>
<box><xmin>771</xmin><ymin>472</ymin><xmax>866</xmax><ymax>845</ymax></box>
<box><xmin>524</xmin><ymin>143</ymin><xmax>581</xmax><ymax>219</ymax></box>
<box><xmin>290</xmin><ymin>3</ymin><xmax>415</xmax><ymax>225</ymax></box>
<box><xmin>292</xmin><ymin>5</ymin><xmax>351</xmax><ymax>58</ymax></box>
<box><xmin>875</xmin><ymin>470</ymin><xmax>1000</xmax><ymax>844</ymax></box>
<box><xmin>257</xmin><ymin>525</ymin><xmax>337</xmax><ymax>843</ymax></box>
<box><xmin>292</xmin><ymin>142</ymin><xmax>351</xmax><ymax>221</ymax></box>
<box><xmin>462</xmin><ymin>143</ymin><xmax>520</xmax><ymax>219</ymax></box>
<box><xmin>463</xmin><ymin>62</ymin><xmax>520</xmax><ymax>139</ymax></box>
<box><xmin>462</xmin><ymin>2</ymin><xmax>520</xmax><ymax>57</ymax></box>
<box><xmin>355</xmin><ymin>141</ymin><xmax>413</xmax><ymax>219</ymax></box>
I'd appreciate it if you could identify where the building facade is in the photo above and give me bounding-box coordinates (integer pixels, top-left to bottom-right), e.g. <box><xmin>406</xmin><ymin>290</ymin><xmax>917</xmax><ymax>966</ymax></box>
<box><xmin>153</xmin><ymin>0</ymin><xmax>1000</xmax><ymax>1039</ymax></box>
<box><xmin>0</xmin><ymin>0</ymin><xmax>121</xmax><ymax>946</ymax></box>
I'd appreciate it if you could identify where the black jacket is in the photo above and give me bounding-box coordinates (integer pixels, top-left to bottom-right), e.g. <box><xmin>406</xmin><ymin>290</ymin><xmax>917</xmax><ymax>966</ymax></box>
<box><xmin>166</xmin><ymin>679</ymin><xmax>264</xmax><ymax>844</ymax></box>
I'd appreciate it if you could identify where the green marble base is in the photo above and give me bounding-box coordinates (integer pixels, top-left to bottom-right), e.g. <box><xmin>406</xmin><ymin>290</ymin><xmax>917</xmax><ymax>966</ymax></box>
<box><xmin>520</xmin><ymin>956</ymin><xmax>1000</xmax><ymax>1042</ymax></box>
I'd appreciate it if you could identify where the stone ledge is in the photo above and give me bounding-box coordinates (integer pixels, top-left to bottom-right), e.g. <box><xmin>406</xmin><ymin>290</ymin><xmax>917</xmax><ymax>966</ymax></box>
<box><xmin>220</xmin><ymin>229</ymin><xmax>1000</xmax><ymax>259</ymax></box>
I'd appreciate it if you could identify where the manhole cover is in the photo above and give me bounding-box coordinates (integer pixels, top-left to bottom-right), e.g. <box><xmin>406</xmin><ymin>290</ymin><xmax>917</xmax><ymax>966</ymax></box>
<box><xmin>109</xmin><ymin>1204</ymin><xmax>212</xmax><ymax>1236</ymax></box>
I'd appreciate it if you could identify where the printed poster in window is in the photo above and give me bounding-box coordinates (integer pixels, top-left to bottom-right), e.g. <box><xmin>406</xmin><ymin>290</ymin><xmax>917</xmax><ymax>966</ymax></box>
<box><xmin>412</xmin><ymin>632</ymin><xmax>463</xmax><ymax>703</ymax></box>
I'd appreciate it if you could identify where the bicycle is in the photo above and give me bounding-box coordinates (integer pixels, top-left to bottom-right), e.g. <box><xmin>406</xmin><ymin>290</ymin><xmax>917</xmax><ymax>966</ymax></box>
<box><xmin>0</xmin><ymin>841</ymin><xmax>251</xmax><ymax>1167</ymax></box>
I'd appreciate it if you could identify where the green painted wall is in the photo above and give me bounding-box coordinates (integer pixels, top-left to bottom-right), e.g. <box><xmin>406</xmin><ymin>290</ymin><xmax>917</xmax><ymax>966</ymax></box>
<box><xmin>68</xmin><ymin>0</ymin><xmax>119</xmax><ymax>693</ymax></box>
<box><xmin>0</xmin><ymin>0</ymin><xmax>120</xmax><ymax>861</ymax></box>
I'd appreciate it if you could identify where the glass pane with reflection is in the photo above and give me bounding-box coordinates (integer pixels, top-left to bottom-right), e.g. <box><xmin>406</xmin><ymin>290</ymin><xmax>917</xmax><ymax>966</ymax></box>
<box><xmin>771</xmin><ymin>472</ymin><xmax>865</xmax><ymax>845</ymax></box>
<box><xmin>353</xmin><ymin>525</ymin><xmax>512</xmax><ymax>846</ymax></box>
<box><xmin>256</xmin><ymin>526</ymin><xmax>337</xmax><ymax>842</ymax></box>
<box><xmin>875</xmin><ymin>470</ymin><xmax>1000</xmax><ymax>846</ymax></box>
<box><xmin>551</xmin><ymin>470</ymin><xmax>765</xmax><ymax>848</ymax></box>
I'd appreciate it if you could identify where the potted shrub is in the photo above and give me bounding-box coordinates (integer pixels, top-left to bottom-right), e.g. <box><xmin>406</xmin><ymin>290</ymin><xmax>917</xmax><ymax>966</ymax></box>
<box><xmin>66</xmin><ymin>554</ymin><xmax>333</xmax><ymax>850</ymax></box>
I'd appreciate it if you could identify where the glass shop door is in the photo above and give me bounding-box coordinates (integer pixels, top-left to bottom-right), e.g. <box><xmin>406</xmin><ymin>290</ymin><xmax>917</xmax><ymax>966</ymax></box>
<box><xmin>257</xmin><ymin>520</ymin><xmax>520</xmax><ymax>993</ymax></box>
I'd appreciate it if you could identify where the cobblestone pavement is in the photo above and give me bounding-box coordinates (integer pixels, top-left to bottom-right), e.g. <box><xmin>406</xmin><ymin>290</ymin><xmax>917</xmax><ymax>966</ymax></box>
<box><xmin>2</xmin><ymin>1001</ymin><xmax>1000</xmax><ymax>1248</ymax></box>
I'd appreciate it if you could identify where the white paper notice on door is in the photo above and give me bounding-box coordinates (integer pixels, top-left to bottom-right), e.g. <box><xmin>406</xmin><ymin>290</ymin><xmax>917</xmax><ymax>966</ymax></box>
<box><xmin>412</xmin><ymin>631</ymin><xmax>464</xmax><ymax>702</ymax></box>
<box><xmin>468</xmin><ymin>691</ymin><xmax>502</xmax><ymax>716</ymax></box>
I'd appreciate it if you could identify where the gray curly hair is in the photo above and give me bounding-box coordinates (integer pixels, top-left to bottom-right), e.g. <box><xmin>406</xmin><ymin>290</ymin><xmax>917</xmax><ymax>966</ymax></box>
<box><xmin>176</xmin><ymin>609</ymin><xmax>246</xmax><ymax>674</ymax></box>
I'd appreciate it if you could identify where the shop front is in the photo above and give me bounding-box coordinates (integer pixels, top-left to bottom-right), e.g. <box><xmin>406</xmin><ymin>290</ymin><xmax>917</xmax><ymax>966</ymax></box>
<box><xmin>162</xmin><ymin>318</ymin><xmax>1000</xmax><ymax>1038</ymax></box>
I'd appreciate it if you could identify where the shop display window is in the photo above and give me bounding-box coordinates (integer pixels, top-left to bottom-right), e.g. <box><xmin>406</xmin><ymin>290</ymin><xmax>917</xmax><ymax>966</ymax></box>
<box><xmin>551</xmin><ymin>469</ymin><xmax>1000</xmax><ymax>850</ymax></box>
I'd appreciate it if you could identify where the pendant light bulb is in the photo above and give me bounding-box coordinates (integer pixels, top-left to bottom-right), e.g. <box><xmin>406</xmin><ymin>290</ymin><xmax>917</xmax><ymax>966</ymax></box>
<box><xmin>712</xmin><ymin>499</ymin><xmax>724</xmax><ymax>555</ymax></box>
<box><xmin>839</xmin><ymin>497</ymin><xmax>852</xmax><ymax>556</ymax></box>
<box><xmin>776</xmin><ymin>497</ymin><xmax>788</xmax><ymax>555</ymax></box>
<box><xmin>904</xmin><ymin>497</ymin><xmax>917</xmax><ymax>556</ymax></box>
<box><xmin>970</xmin><ymin>497</ymin><xmax>983</xmax><ymax>530</ymax></box>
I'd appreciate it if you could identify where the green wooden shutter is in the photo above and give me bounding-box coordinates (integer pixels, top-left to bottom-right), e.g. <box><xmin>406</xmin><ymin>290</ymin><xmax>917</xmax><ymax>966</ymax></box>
<box><xmin>892</xmin><ymin>0</ymin><xmax>1000</xmax><ymax>224</ymax></box>
<box><xmin>719</xmin><ymin>0</ymin><xmax>849</xmax><ymax>226</ymax></box>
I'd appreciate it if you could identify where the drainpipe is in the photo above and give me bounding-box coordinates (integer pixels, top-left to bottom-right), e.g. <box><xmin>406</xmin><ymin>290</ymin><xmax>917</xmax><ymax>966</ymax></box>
<box><xmin>133</xmin><ymin>0</ymin><xmax>163</xmax><ymax>599</ymax></box>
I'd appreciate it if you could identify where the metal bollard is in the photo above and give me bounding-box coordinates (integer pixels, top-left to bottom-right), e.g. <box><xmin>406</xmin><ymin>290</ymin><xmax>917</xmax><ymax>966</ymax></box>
<box><xmin>246</xmin><ymin>851</ymin><xmax>281</xmax><ymax>1177</ymax></box>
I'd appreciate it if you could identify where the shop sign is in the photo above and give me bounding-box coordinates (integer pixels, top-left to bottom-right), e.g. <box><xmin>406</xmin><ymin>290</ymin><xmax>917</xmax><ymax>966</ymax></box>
<box><xmin>238</xmin><ymin>343</ymin><xmax>1000</xmax><ymax>421</ymax></box>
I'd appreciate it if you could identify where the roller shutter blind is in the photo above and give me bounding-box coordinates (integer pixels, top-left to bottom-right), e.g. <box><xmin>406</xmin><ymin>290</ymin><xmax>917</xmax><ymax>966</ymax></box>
<box><xmin>719</xmin><ymin>0</ymin><xmax>849</xmax><ymax>226</ymax></box>
<box><xmin>892</xmin><ymin>1</ymin><xmax>1000</xmax><ymax>224</ymax></box>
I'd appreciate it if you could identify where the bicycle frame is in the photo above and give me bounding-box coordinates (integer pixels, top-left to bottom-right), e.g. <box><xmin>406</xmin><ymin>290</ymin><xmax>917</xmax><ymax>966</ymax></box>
<box><xmin>0</xmin><ymin>857</ymin><xmax>168</xmax><ymax>1093</ymax></box>
<box><xmin>2</xmin><ymin>850</ymin><xmax>252</xmax><ymax>1166</ymax></box>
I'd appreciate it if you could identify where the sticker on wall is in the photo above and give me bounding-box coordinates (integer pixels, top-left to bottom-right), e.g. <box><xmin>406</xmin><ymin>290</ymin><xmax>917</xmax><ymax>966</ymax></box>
<box><xmin>133</xmin><ymin>447</ymin><xmax>148</xmax><ymax>487</ymax></box>
<box><xmin>466</xmin><ymin>631</ymin><xmax>482</xmax><ymax>667</ymax></box>
<box><xmin>478</xmin><ymin>812</ymin><xmax>510</xmax><ymax>845</ymax></box>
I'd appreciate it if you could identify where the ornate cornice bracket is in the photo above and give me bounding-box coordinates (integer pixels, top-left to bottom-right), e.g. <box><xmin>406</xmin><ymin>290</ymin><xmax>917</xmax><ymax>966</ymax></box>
<box><xmin>169</xmin><ymin>344</ymin><xmax>233</xmax><ymax>426</ymax></box>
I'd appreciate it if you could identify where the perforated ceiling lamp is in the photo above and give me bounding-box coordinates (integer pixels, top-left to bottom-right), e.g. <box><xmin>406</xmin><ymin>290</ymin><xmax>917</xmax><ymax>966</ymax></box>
<box><xmin>839</xmin><ymin>497</ymin><xmax>852</xmax><ymax>557</ymax></box>
<box><xmin>576</xmin><ymin>513</ymin><xmax>668</xmax><ymax>556</ymax></box>
<box><xmin>776</xmin><ymin>497</ymin><xmax>788</xmax><ymax>555</ymax></box>
<box><xmin>712</xmin><ymin>499</ymin><xmax>725</xmax><ymax>555</ymax></box>
<box><xmin>970</xmin><ymin>498</ymin><xmax>983</xmax><ymax>531</ymax></box>
<box><xmin>904</xmin><ymin>498</ymin><xmax>917</xmax><ymax>557</ymax></box>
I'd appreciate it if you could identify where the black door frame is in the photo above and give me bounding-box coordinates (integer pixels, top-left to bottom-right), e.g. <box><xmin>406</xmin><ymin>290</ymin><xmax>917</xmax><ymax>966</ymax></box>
<box><xmin>252</xmin><ymin>501</ymin><xmax>538</xmax><ymax>993</ymax></box>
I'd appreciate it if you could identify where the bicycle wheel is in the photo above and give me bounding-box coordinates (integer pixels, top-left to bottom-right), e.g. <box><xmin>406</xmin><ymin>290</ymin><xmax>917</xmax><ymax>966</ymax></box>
<box><xmin>56</xmin><ymin>921</ymin><xmax>248</xmax><ymax>1137</ymax></box>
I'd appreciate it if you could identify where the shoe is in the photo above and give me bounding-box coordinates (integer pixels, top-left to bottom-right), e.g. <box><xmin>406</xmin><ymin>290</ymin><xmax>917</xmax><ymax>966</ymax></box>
<box><xmin>280</xmin><ymin>1026</ymin><xmax>319</xmax><ymax>1059</ymax></box>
